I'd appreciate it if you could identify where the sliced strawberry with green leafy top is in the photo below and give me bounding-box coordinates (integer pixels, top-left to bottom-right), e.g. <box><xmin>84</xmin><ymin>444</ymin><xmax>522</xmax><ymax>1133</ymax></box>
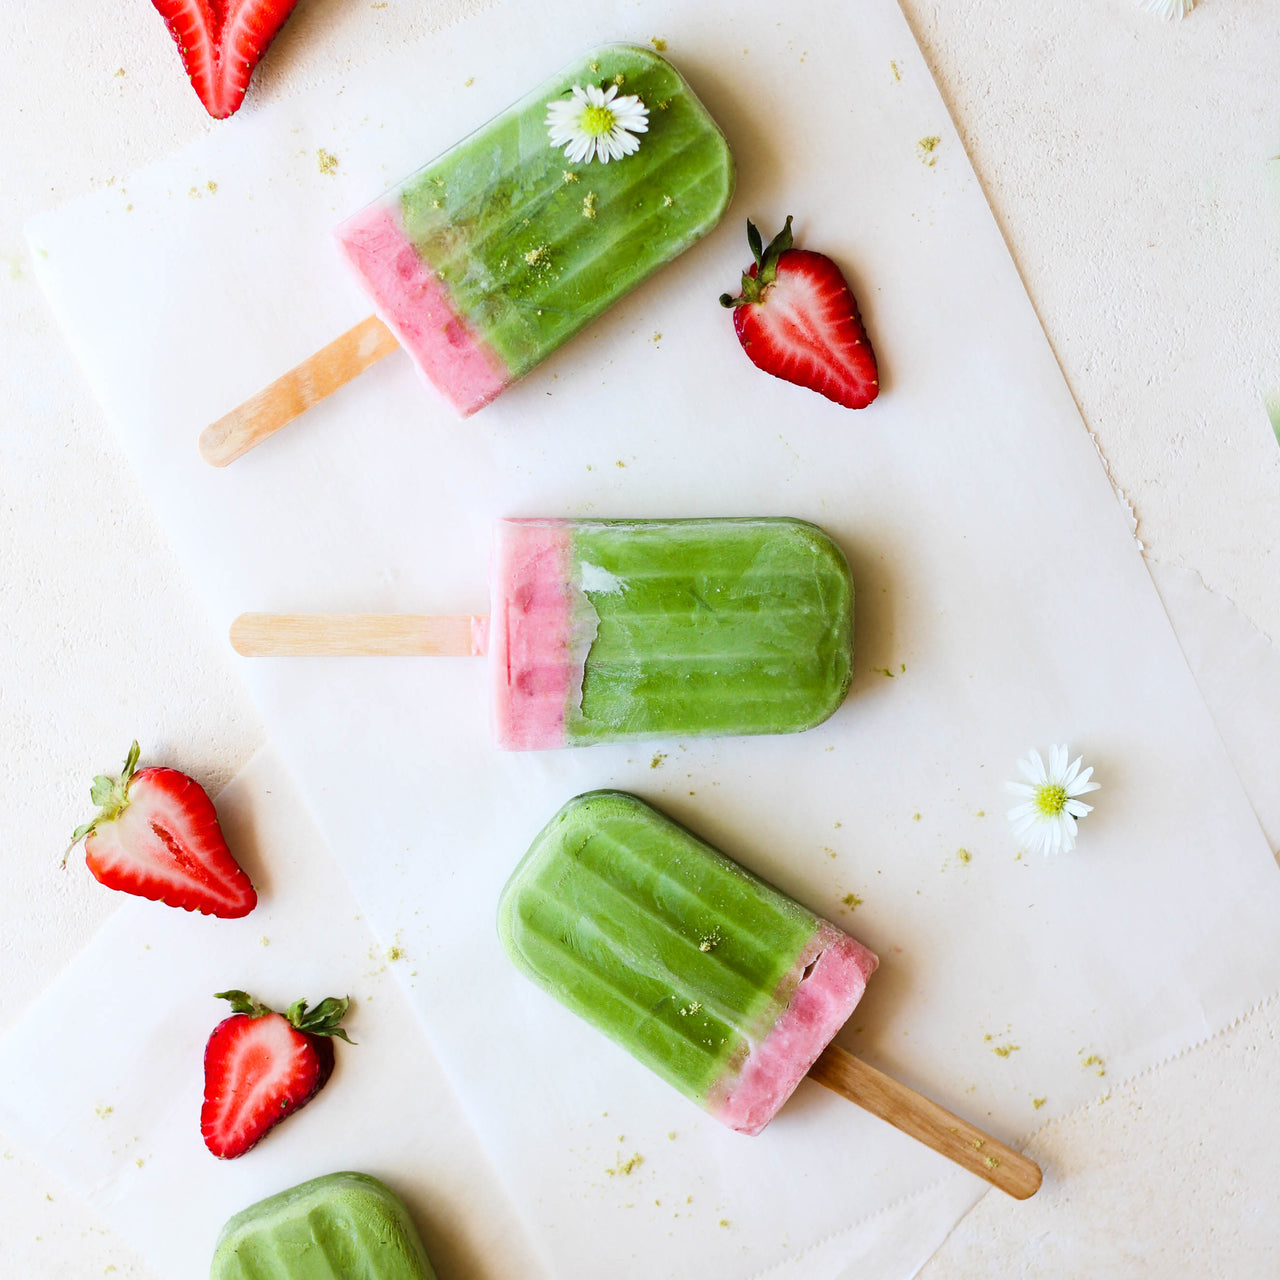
<box><xmin>151</xmin><ymin>0</ymin><xmax>302</xmax><ymax>120</ymax></box>
<box><xmin>69</xmin><ymin>741</ymin><xmax>257</xmax><ymax>918</ymax></box>
<box><xmin>201</xmin><ymin>990</ymin><xmax>353</xmax><ymax>1159</ymax></box>
<box><xmin>720</xmin><ymin>216</ymin><xmax>880</xmax><ymax>411</ymax></box>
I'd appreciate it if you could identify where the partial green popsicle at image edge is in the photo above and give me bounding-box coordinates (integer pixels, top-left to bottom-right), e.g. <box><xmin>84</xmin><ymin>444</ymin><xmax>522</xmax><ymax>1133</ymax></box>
<box><xmin>398</xmin><ymin>43</ymin><xmax>736</xmax><ymax>376</ymax></box>
<box><xmin>210</xmin><ymin>1172</ymin><xmax>438</xmax><ymax>1280</ymax></box>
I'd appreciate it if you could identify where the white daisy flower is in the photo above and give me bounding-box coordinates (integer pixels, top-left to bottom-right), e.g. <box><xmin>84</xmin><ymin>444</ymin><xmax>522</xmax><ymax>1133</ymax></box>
<box><xmin>1006</xmin><ymin>745</ymin><xmax>1100</xmax><ymax>857</ymax></box>
<box><xmin>1137</xmin><ymin>0</ymin><xmax>1197</xmax><ymax>19</ymax></box>
<box><xmin>546</xmin><ymin>83</ymin><xmax>649</xmax><ymax>165</ymax></box>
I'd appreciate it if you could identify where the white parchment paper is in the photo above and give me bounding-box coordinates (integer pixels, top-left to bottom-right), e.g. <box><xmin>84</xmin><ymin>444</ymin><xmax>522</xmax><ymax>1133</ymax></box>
<box><xmin>17</xmin><ymin>0</ymin><xmax>1280</xmax><ymax>1276</ymax></box>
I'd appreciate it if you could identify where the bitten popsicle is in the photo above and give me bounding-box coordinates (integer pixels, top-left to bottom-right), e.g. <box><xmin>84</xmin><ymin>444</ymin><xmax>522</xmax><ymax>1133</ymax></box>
<box><xmin>499</xmin><ymin>791</ymin><xmax>1042</xmax><ymax>1198</ymax></box>
<box><xmin>211</xmin><ymin>1172</ymin><xmax>438</xmax><ymax>1280</ymax></box>
<box><xmin>200</xmin><ymin>43</ymin><xmax>735</xmax><ymax>465</ymax></box>
<box><xmin>231</xmin><ymin>517</ymin><xmax>855</xmax><ymax>750</ymax></box>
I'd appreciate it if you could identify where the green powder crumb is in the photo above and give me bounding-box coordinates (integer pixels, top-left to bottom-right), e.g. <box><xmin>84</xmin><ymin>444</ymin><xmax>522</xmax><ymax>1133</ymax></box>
<box><xmin>651</xmin><ymin>37</ymin><xmax>667</xmax><ymax>51</ymax></box>
<box><xmin>95</xmin><ymin>1105</ymin><xmax>113</xmax><ymax>1119</ymax></box>
<box><xmin>187</xmin><ymin>186</ymin><xmax>201</xmax><ymax>198</ymax></box>
<box><xmin>976</xmin><ymin>810</ymin><xmax>986</xmax><ymax>818</ymax></box>
<box><xmin>125</xmin><ymin>204</ymin><xmax>133</xmax><ymax>212</ymax></box>
<box><xmin>971</xmin><ymin>1138</ymin><xmax>984</xmax><ymax>1150</ymax></box>
<box><xmin>615</xmin><ymin>459</ymin><xmax>626</xmax><ymax>468</ymax></box>
<box><xmin>657</xmin><ymin>99</ymin><xmax>670</xmax><ymax>110</ymax></box>
<box><xmin>590</xmin><ymin>60</ymin><xmax>600</xmax><ymax>73</ymax></box>
<box><xmin>677</xmin><ymin>1001</ymin><xmax>702</xmax><ymax>1017</ymax></box>
<box><xmin>652</xmin><ymin>331</ymin><xmax>662</xmax><ymax>342</ymax></box>
<box><xmin>667</xmin><ymin>1131</ymin><xmax>676</xmax><ymax>1140</ymax></box>
<box><xmin>387</xmin><ymin>946</ymin><xmax>405</xmax><ymax>961</ymax></box>
<box><xmin>206</xmin><ymin>180</ymin><xmax>218</xmax><ymax>194</ymax></box>
<box><xmin>606</xmin><ymin>1152</ymin><xmax>644</xmax><ymax>1176</ymax></box>
<box><xmin>464</xmin><ymin>77</ymin><xmax>474</xmax><ymax>87</ymax></box>
<box><xmin>956</xmin><ymin>848</ymin><xmax>972</xmax><ymax>865</ymax></box>
<box><xmin>718</xmin><ymin>1219</ymin><xmax>731</xmax><ymax>1228</ymax></box>
<box><xmin>135</xmin><ymin>1158</ymin><xmax>144</xmax><ymax>1169</ymax></box>
<box><xmin>582</xmin><ymin>191</ymin><xmax>597</xmax><ymax>219</ymax></box>
<box><xmin>890</xmin><ymin>60</ymin><xmax>901</xmax><ymax>82</ymax></box>
<box><xmin>563</xmin><ymin>170</ymin><xmax>579</xmax><ymax>184</ymax></box>
<box><xmin>317</xmin><ymin>149</ymin><xmax>339</xmax><ymax>175</ymax></box>
<box><xmin>1032</xmin><ymin>1097</ymin><xmax>1047</xmax><ymax>1109</ymax></box>
<box><xmin>524</xmin><ymin>244</ymin><xmax>549</xmax><ymax>267</ymax></box>
<box><xmin>613</xmin><ymin>73</ymin><xmax>626</xmax><ymax>86</ymax></box>
<box><xmin>841</xmin><ymin>893</ymin><xmax>863</xmax><ymax>910</ymax></box>
<box><xmin>912</xmin><ymin>813</ymin><xmax>922</xmax><ymax>822</ymax></box>
<box><xmin>917</xmin><ymin>136</ymin><xmax>941</xmax><ymax>167</ymax></box>
<box><xmin>984</xmin><ymin>1155</ymin><xmax>1000</xmax><ymax>1169</ymax></box>
<box><xmin>1081</xmin><ymin>1053</ymin><xmax>1106</xmax><ymax>1077</ymax></box>
<box><xmin>698</xmin><ymin>930</ymin><xmax>721</xmax><ymax>952</ymax></box>
<box><xmin>260</xmin><ymin>936</ymin><xmax>270</xmax><ymax>947</ymax></box>
<box><xmin>992</xmin><ymin>1043</ymin><xmax>1020</xmax><ymax>1058</ymax></box>
<box><xmin>873</xmin><ymin>666</ymin><xmax>896</xmax><ymax>677</ymax></box>
<box><xmin>114</xmin><ymin>68</ymin><xmax>126</xmax><ymax>78</ymax></box>
<box><xmin>650</xmin><ymin>752</ymin><xmax>666</xmax><ymax>769</ymax></box>
<box><xmin>662</xmin><ymin>194</ymin><xmax>674</xmax><ymax>207</ymax></box>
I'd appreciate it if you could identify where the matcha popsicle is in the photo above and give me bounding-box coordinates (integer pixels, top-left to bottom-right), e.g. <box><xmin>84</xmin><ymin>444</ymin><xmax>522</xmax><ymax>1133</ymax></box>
<box><xmin>498</xmin><ymin>791</ymin><xmax>1044</xmax><ymax>1197</ymax></box>
<box><xmin>201</xmin><ymin>44</ymin><xmax>734</xmax><ymax>464</ymax></box>
<box><xmin>230</xmin><ymin>516</ymin><xmax>856</xmax><ymax>751</ymax></box>
<box><xmin>210</xmin><ymin>1172</ymin><xmax>437</xmax><ymax>1280</ymax></box>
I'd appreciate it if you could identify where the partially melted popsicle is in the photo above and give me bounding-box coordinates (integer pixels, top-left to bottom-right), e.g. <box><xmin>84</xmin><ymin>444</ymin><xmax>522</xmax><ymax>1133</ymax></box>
<box><xmin>200</xmin><ymin>44</ymin><xmax>735</xmax><ymax>464</ymax></box>
<box><xmin>499</xmin><ymin>792</ymin><xmax>1043</xmax><ymax>1196</ymax></box>
<box><xmin>211</xmin><ymin>1172</ymin><xmax>437</xmax><ymax>1280</ymax></box>
<box><xmin>231</xmin><ymin>517</ymin><xmax>855</xmax><ymax>750</ymax></box>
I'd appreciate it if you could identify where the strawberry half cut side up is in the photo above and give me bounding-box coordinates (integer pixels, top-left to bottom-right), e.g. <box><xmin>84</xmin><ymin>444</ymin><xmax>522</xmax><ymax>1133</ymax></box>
<box><xmin>151</xmin><ymin>0</ymin><xmax>302</xmax><ymax>120</ymax></box>
<box><xmin>720</xmin><ymin>216</ymin><xmax>880</xmax><ymax>411</ymax></box>
<box><xmin>201</xmin><ymin>991</ymin><xmax>354</xmax><ymax>1159</ymax></box>
<box><xmin>68</xmin><ymin>741</ymin><xmax>257</xmax><ymax>918</ymax></box>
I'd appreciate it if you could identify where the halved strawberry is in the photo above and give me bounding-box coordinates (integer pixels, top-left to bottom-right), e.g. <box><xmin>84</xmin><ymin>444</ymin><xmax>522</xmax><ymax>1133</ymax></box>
<box><xmin>151</xmin><ymin>0</ymin><xmax>302</xmax><ymax>120</ymax></box>
<box><xmin>720</xmin><ymin>216</ymin><xmax>880</xmax><ymax>411</ymax></box>
<box><xmin>68</xmin><ymin>742</ymin><xmax>257</xmax><ymax>918</ymax></box>
<box><xmin>201</xmin><ymin>990</ymin><xmax>353</xmax><ymax>1159</ymax></box>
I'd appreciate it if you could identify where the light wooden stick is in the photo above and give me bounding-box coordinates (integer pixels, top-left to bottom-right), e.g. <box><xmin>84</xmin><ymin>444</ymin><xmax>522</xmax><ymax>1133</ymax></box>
<box><xmin>808</xmin><ymin>1045</ymin><xmax>1041</xmax><ymax>1199</ymax></box>
<box><xmin>199</xmin><ymin>316</ymin><xmax>399</xmax><ymax>467</ymax></box>
<box><xmin>230</xmin><ymin>613</ymin><xmax>486</xmax><ymax>658</ymax></box>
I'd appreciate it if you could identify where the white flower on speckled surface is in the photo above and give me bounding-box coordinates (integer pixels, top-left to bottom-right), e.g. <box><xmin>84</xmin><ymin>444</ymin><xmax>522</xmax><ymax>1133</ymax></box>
<box><xmin>1137</xmin><ymin>0</ymin><xmax>1197</xmax><ymax>19</ymax></box>
<box><xmin>1006</xmin><ymin>745</ymin><xmax>1100</xmax><ymax>856</ymax></box>
<box><xmin>546</xmin><ymin>84</ymin><xmax>649</xmax><ymax>164</ymax></box>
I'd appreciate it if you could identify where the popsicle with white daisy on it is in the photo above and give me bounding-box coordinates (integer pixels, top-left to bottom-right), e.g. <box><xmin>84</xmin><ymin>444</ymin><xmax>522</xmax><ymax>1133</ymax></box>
<box><xmin>199</xmin><ymin>43</ymin><xmax>735</xmax><ymax>465</ymax></box>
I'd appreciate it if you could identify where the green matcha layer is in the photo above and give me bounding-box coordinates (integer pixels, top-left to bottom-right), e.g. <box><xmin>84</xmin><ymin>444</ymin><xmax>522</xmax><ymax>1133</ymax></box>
<box><xmin>499</xmin><ymin>792</ymin><xmax>878</xmax><ymax>1132</ymax></box>
<box><xmin>210</xmin><ymin>1172</ymin><xmax>437</xmax><ymax>1280</ymax></box>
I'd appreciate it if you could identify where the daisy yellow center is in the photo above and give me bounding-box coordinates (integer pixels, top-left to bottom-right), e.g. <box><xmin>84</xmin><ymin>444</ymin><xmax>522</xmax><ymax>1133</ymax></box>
<box><xmin>1033</xmin><ymin>783</ymin><xmax>1068</xmax><ymax>819</ymax></box>
<box><xmin>580</xmin><ymin>104</ymin><xmax>617</xmax><ymax>137</ymax></box>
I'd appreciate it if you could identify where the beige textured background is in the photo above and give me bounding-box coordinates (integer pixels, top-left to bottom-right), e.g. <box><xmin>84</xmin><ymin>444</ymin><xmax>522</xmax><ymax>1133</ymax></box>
<box><xmin>2</xmin><ymin>0</ymin><xmax>1278</xmax><ymax>1274</ymax></box>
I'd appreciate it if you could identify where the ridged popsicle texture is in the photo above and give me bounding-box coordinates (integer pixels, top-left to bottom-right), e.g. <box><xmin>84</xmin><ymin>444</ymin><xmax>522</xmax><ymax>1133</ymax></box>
<box><xmin>210</xmin><ymin>1172</ymin><xmax>438</xmax><ymax>1280</ymax></box>
<box><xmin>488</xmin><ymin>518</ymin><xmax>855</xmax><ymax>749</ymax></box>
<box><xmin>336</xmin><ymin>43</ymin><xmax>735</xmax><ymax>414</ymax></box>
<box><xmin>499</xmin><ymin>792</ymin><xmax>878</xmax><ymax>1134</ymax></box>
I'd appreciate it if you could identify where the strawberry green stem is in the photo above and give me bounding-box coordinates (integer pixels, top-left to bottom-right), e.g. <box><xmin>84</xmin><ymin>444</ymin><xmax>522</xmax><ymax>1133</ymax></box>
<box><xmin>64</xmin><ymin>740</ymin><xmax>142</xmax><ymax>863</ymax></box>
<box><xmin>214</xmin><ymin>990</ymin><xmax>356</xmax><ymax>1044</ymax></box>
<box><xmin>719</xmin><ymin>216</ymin><xmax>795</xmax><ymax>308</ymax></box>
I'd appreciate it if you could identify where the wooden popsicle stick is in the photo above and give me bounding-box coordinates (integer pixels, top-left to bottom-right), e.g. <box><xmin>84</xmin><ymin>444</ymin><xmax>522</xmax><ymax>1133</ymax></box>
<box><xmin>230</xmin><ymin>613</ymin><xmax>486</xmax><ymax>658</ymax></box>
<box><xmin>199</xmin><ymin>316</ymin><xmax>399</xmax><ymax>467</ymax></box>
<box><xmin>809</xmin><ymin>1045</ymin><xmax>1042</xmax><ymax>1200</ymax></box>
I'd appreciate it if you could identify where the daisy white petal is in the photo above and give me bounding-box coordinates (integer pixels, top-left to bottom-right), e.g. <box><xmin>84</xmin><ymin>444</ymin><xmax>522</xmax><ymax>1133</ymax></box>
<box><xmin>1006</xmin><ymin>744</ymin><xmax>1100</xmax><ymax>855</ymax></box>
<box><xmin>545</xmin><ymin>82</ymin><xmax>650</xmax><ymax>165</ymax></box>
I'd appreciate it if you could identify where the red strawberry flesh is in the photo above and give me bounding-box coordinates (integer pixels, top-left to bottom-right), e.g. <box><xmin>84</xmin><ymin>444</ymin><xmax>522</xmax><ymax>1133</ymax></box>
<box><xmin>200</xmin><ymin>992</ymin><xmax>351</xmax><ymax>1159</ymax></box>
<box><xmin>722</xmin><ymin>218</ymin><xmax>880</xmax><ymax>411</ymax></box>
<box><xmin>152</xmin><ymin>0</ymin><xmax>301</xmax><ymax>120</ymax></box>
<box><xmin>72</xmin><ymin>743</ymin><xmax>257</xmax><ymax>919</ymax></box>
<box><xmin>201</xmin><ymin>1012</ymin><xmax>324</xmax><ymax>1158</ymax></box>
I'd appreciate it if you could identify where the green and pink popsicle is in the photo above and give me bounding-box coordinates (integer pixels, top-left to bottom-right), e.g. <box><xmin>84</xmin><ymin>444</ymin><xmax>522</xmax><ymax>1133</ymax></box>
<box><xmin>201</xmin><ymin>44</ymin><xmax>734</xmax><ymax>465</ymax></box>
<box><xmin>499</xmin><ymin>791</ymin><xmax>1043</xmax><ymax>1196</ymax></box>
<box><xmin>231</xmin><ymin>516</ymin><xmax>856</xmax><ymax>751</ymax></box>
